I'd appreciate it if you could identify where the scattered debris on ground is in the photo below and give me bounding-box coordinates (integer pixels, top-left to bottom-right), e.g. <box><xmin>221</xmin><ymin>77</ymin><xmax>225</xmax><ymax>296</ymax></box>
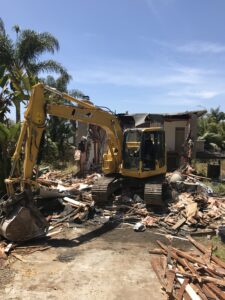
<box><xmin>150</xmin><ymin>236</ymin><xmax>225</xmax><ymax>299</ymax></box>
<box><xmin>0</xmin><ymin>167</ymin><xmax>225</xmax><ymax>265</ymax></box>
<box><xmin>38</xmin><ymin>170</ymin><xmax>101</xmax><ymax>193</ymax></box>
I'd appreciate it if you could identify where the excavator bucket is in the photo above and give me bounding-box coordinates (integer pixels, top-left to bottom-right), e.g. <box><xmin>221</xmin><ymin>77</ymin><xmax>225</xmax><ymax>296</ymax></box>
<box><xmin>0</xmin><ymin>191</ymin><xmax>49</xmax><ymax>242</ymax></box>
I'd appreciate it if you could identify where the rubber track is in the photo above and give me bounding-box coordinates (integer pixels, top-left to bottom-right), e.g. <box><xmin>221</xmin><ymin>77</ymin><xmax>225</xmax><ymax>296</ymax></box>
<box><xmin>144</xmin><ymin>183</ymin><xmax>163</xmax><ymax>205</ymax></box>
<box><xmin>92</xmin><ymin>177</ymin><xmax>115</xmax><ymax>204</ymax></box>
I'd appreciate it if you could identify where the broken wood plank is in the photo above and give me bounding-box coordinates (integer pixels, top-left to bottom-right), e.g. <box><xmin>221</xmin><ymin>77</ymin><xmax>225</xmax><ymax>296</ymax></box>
<box><xmin>201</xmin><ymin>276</ymin><xmax>225</xmax><ymax>287</ymax></box>
<box><xmin>174</xmin><ymin>248</ymin><xmax>205</xmax><ymax>265</ymax></box>
<box><xmin>160</xmin><ymin>255</ymin><xmax>167</xmax><ymax>279</ymax></box>
<box><xmin>173</xmin><ymin>270</ymin><xmax>225</xmax><ymax>287</ymax></box>
<box><xmin>53</xmin><ymin>206</ymin><xmax>82</xmax><ymax>225</ymax></box>
<box><xmin>63</xmin><ymin>197</ymin><xmax>86</xmax><ymax>207</ymax></box>
<box><xmin>188</xmin><ymin>236</ymin><xmax>225</xmax><ymax>270</ymax></box>
<box><xmin>183</xmin><ymin>291</ymin><xmax>192</xmax><ymax>300</ymax></box>
<box><xmin>157</xmin><ymin>240</ymin><xmax>223</xmax><ymax>281</ymax></box>
<box><xmin>4</xmin><ymin>243</ymin><xmax>13</xmax><ymax>254</ymax></box>
<box><xmin>149</xmin><ymin>248</ymin><xmax>167</xmax><ymax>255</ymax></box>
<box><xmin>150</xmin><ymin>256</ymin><xmax>166</xmax><ymax>289</ymax></box>
<box><xmin>172</xmin><ymin>217</ymin><xmax>186</xmax><ymax>230</ymax></box>
<box><xmin>176</xmin><ymin>278</ymin><xmax>189</xmax><ymax>300</ymax></box>
<box><xmin>175</xmin><ymin>272</ymin><xmax>202</xmax><ymax>300</ymax></box>
<box><xmin>186</xmin><ymin>202</ymin><xmax>198</xmax><ymax>220</ymax></box>
<box><xmin>193</xmin><ymin>283</ymin><xmax>208</xmax><ymax>300</ymax></box>
<box><xmin>46</xmin><ymin>229</ymin><xmax>62</xmax><ymax>237</ymax></box>
<box><xmin>156</xmin><ymin>240</ymin><xmax>204</xmax><ymax>274</ymax></box>
<box><xmin>37</xmin><ymin>178</ymin><xmax>58</xmax><ymax>186</ymax></box>
<box><xmin>202</xmin><ymin>244</ymin><xmax>212</xmax><ymax>265</ymax></box>
<box><xmin>183</xmin><ymin>258</ymin><xmax>202</xmax><ymax>283</ymax></box>
<box><xmin>48</xmin><ymin>222</ymin><xmax>63</xmax><ymax>231</ymax></box>
<box><xmin>207</xmin><ymin>282</ymin><xmax>225</xmax><ymax>300</ymax></box>
<box><xmin>166</xmin><ymin>269</ymin><xmax>175</xmax><ymax>295</ymax></box>
<box><xmin>201</xmin><ymin>283</ymin><xmax>220</xmax><ymax>300</ymax></box>
<box><xmin>186</xmin><ymin>173</ymin><xmax>212</xmax><ymax>181</ymax></box>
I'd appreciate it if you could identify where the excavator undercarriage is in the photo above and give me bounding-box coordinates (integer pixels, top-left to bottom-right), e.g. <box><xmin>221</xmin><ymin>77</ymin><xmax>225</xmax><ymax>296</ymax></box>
<box><xmin>92</xmin><ymin>175</ymin><xmax>167</xmax><ymax>206</ymax></box>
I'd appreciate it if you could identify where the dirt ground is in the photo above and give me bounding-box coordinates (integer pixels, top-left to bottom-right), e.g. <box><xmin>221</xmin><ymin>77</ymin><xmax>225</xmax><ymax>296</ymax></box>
<box><xmin>0</xmin><ymin>223</ymin><xmax>191</xmax><ymax>300</ymax></box>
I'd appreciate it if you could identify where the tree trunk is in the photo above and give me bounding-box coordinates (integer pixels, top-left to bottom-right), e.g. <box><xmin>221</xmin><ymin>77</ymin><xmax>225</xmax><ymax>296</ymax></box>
<box><xmin>0</xmin><ymin>145</ymin><xmax>9</xmax><ymax>193</ymax></box>
<box><xmin>13</xmin><ymin>100</ymin><xmax>21</xmax><ymax>123</ymax></box>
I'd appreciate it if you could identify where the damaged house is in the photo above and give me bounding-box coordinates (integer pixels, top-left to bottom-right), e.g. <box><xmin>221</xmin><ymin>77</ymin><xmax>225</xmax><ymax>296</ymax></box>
<box><xmin>75</xmin><ymin>109</ymin><xmax>207</xmax><ymax>173</ymax></box>
<box><xmin>117</xmin><ymin>110</ymin><xmax>207</xmax><ymax>171</ymax></box>
<box><xmin>163</xmin><ymin>110</ymin><xmax>207</xmax><ymax>170</ymax></box>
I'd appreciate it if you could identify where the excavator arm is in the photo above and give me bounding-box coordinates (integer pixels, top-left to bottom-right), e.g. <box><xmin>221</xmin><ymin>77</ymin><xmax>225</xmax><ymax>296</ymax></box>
<box><xmin>1</xmin><ymin>83</ymin><xmax>123</xmax><ymax>241</ymax></box>
<box><xmin>7</xmin><ymin>83</ymin><xmax>123</xmax><ymax>193</ymax></box>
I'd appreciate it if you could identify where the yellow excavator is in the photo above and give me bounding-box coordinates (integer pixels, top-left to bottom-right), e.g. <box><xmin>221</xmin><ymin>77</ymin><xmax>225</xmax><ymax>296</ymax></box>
<box><xmin>0</xmin><ymin>83</ymin><xmax>166</xmax><ymax>241</ymax></box>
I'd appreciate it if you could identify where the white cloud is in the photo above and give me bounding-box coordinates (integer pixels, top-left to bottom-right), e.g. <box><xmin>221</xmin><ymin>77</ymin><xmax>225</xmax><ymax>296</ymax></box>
<box><xmin>177</xmin><ymin>41</ymin><xmax>225</xmax><ymax>54</ymax></box>
<box><xmin>167</xmin><ymin>89</ymin><xmax>223</xmax><ymax>100</ymax></box>
<box><xmin>151</xmin><ymin>39</ymin><xmax>225</xmax><ymax>55</ymax></box>
<box><xmin>71</xmin><ymin>58</ymin><xmax>225</xmax><ymax>113</ymax></box>
<box><xmin>73</xmin><ymin>65</ymin><xmax>203</xmax><ymax>87</ymax></box>
<box><xmin>144</xmin><ymin>0</ymin><xmax>175</xmax><ymax>21</ymax></box>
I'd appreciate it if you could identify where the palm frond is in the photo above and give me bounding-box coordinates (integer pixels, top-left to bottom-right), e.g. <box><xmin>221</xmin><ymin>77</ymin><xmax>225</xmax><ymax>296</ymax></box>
<box><xmin>16</xmin><ymin>30</ymin><xmax>59</xmax><ymax>65</ymax></box>
<box><xmin>8</xmin><ymin>123</ymin><xmax>20</xmax><ymax>140</ymax></box>
<box><xmin>0</xmin><ymin>18</ymin><xmax>6</xmax><ymax>36</ymax></box>
<box><xmin>38</xmin><ymin>32</ymin><xmax>59</xmax><ymax>52</ymax></box>
<box><xmin>0</xmin><ymin>123</ymin><xmax>9</xmax><ymax>144</ymax></box>
<box><xmin>0</xmin><ymin>34</ymin><xmax>14</xmax><ymax>66</ymax></box>
<box><xmin>69</xmin><ymin>89</ymin><xmax>86</xmax><ymax>99</ymax></box>
<box><xmin>28</xmin><ymin>60</ymin><xmax>71</xmax><ymax>83</ymax></box>
<box><xmin>202</xmin><ymin>132</ymin><xmax>223</xmax><ymax>146</ymax></box>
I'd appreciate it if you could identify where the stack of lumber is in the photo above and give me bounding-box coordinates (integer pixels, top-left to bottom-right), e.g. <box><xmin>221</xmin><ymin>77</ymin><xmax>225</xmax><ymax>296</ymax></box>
<box><xmin>150</xmin><ymin>236</ymin><xmax>225</xmax><ymax>299</ymax></box>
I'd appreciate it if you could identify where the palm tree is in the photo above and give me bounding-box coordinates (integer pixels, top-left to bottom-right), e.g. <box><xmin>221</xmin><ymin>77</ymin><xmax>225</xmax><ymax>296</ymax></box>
<box><xmin>0</xmin><ymin>18</ymin><xmax>71</xmax><ymax>122</ymax></box>
<box><xmin>0</xmin><ymin>66</ymin><xmax>13</xmax><ymax>123</ymax></box>
<box><xmin>209</xmin><ymin>107</ymin><xmax>225</xmax><ymax>123</ymax></box>
<box><xmin>198</xmin><ymin>107</ymin><xmax>225</xmax><ymax>151</ymax></box>
<box><xmin>42</xmin><ymin>75</ymin><xmax>77</xmax><ymax>159</ymax></box>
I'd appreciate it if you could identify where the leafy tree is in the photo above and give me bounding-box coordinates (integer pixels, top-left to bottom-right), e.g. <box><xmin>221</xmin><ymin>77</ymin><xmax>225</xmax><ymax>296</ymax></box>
<box><xmin>198</xmin><ymin>107</ymin><xmax>225</xmax><ymax>151</ymax></box>
<box><xmin>41</xmin><ymin>75</ymin><xmax>86</xmax><ymax>163</ymax></box>
<box><xmin>0</xmin><ymin>122</ymin><xmax>20</xmax><ymax>192</ymax></box>
<box><xmin>209</xmin><ymin>107</ymin><xmax>225</xmax><ymax>123</ymax></box>
<box><xmin>0</xmin><ymin>66</ymin><xmax>13</xmax><ymax>123</ymax></box>
<box><xmin>0</xmin><ymin>18</ymin><xmax>70</xmax><ymax>122</ymax></box>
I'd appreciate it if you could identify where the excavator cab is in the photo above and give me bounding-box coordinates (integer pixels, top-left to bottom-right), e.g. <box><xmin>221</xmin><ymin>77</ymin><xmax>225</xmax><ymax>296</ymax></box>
<box><xmin>122</xmin><ymin>128</ymin><xmax>166</xmax><ymax>178</ymax></box>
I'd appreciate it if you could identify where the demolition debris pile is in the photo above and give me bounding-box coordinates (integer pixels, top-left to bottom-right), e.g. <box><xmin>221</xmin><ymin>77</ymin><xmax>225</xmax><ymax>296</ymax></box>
<box><xmin>159</xmin><ymin>171</ymin><xmax>225</xmax><ymax>234</ymax></box>
<box><xmin>157</xmin><ymin>192</ymin><xmax>225</xmax><ymax>234</ymax></box>
<box><xmin>150</xmin><ymin>236</ymin><xmax>225</xmax><ymax>299</ymax></box>
<box><xmin>37</xmin><ymin>170</ymin><xmax>101</xmax><ymax>193</ymax></box>
<box><xmin>35</xmin><ymin>169</ymin><xmax>225</xmax><ymax>236</ymax></box>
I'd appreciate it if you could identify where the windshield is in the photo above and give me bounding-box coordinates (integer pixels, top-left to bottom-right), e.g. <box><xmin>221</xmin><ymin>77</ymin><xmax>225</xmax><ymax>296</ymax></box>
<box><xmin>123</xmin><ymin>130</ymin><xmax>142</xmax><ymax>169</ymax></box>
<box><xmin>125</xmin><ymin>130</ymin><xmax>142</xmax><ymax>142</ymax></box>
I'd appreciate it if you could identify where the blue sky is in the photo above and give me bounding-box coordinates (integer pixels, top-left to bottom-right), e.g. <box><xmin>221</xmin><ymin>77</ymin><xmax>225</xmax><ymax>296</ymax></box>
<box><xmin>1</xmin><ymin>0</ymin><xmax>225</xmax><ymax>115</ymax></box>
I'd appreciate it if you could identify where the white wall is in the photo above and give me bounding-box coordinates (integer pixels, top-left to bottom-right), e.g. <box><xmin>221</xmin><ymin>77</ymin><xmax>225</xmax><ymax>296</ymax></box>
<box><xmin>164</xmin><ymin>120</ymin><xmax>189</xmax><ymax>151</ymax></box>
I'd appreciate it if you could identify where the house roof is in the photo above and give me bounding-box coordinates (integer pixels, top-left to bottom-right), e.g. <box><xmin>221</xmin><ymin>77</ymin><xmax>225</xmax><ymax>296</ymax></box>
<box><xmin>117</xmin><ymin>110</ymin><xmax>207</xmax><ymax>127</ymax></box>
<box><xmin>162</xmin><ymin>109</ymin><xmax>207</xmax><ymax>119</ymax></box>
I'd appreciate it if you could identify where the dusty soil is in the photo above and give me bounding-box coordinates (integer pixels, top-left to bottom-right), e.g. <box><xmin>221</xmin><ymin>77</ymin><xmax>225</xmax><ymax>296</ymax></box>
<box><xmin>0</xmin><ymin>223</ymin><xmax>191</xmax><ymax>300</ymax></box>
